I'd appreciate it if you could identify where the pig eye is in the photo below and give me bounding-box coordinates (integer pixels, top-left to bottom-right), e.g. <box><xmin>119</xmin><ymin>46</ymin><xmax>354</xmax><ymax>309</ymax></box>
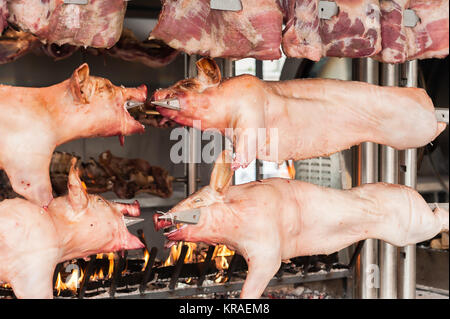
<box><xmin>194</xmin><ymin>198</ymin><xmax>202</xmax><ymax>203</ymax></box>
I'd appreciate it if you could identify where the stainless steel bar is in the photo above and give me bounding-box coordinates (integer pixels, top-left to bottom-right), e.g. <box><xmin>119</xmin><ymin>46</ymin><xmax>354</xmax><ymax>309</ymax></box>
<box><xmin>187</xmin><ymin>55</ymin><xmax>200</xmax><ymax>196</ymax></box>
<box><xmin>398</xmin><ymin>60</ymin><xmax>418</xmax><ymax>299</ymax></box>
<box><xmin>352</xmin><ymin>58</ymin><xmax>379</xmax><ymax>299</ymax></box>
<box><xmin>379</xmin><ymin>63</ymin><xmax>399</xmax><ymax>299</ymax></box>
<box><xmin>223</xmin><ymin>59</ymin><xmax>236</xmax><ymax>185</ymax></box>
<box><xmin>255</xmin><ymin>60</ymin><xmax>264</xmax><ymax>180</ymax></box>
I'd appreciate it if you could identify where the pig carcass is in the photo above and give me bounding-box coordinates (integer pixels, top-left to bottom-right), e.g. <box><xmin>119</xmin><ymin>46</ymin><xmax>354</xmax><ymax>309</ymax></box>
<box><xmin>378</xmin><ymin>0</ymin><xmax>449</xmax><ymax>63</ymax></box>
<box><xmin>6</xmin><ymin>0</ymin><xmax>127</xmax><ymax>48</ymax></box>
<box><xmin>149</xmin><ymin>0</ymin><xmax>283</xmax><ymax>60</ymax></box>
<box><xmin>153</xmin><ymin>58</ymin><xmax>446</xmax><ymax>170</ymax></box>
<box><xmin>154</xmin><ymin>151</ymin><xmax>449</xmax><ymax>299</ymax></box>
<box><xmin>0</xmin><ymin>159</ymin><xmax>144</xmax><ymax>299</ymax></box>
<box><xmin>281</xmin><ymin>0</ymin><xmax>382</xmax><ymax>61</ymax></box>
<box><xmin>0</xmin><ymin>63</ymin><xmax>146</xmax><ymax>207</ymax></box>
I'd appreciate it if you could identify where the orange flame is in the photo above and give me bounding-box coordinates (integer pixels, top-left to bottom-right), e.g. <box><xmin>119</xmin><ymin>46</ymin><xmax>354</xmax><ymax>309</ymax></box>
<box><xmin>55</xmin><ymin>267</ymin><xmax>84</xmax><ymax>296</ymax></box>
<box><xmin>163</xmin><ymin>242</ymin><xmax>199</xmax><ymax>267</ymax></box>
<box><xmin>286</xmin><ymin>160</ymin><xmax>296</xmax><ymax>179</ymax></box>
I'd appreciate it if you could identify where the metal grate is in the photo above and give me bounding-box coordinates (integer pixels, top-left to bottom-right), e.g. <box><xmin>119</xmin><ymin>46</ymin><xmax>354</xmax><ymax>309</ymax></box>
<box><xmin>294</xmin><ymin>153</ymin><xmax>342</xmax><ymax>189</ymax></box>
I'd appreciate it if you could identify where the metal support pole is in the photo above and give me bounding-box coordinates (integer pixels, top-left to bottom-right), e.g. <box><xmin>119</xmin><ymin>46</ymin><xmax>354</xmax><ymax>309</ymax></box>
<box><xmin>187</xmin><ymin>54</ymin><xmax>200</xmax><ymax>196</ymax></box>
<box><xmin>352</xmin><ymin>58</ymin><xmax>379</xmax><ymax>299</ymax></box>
<box><xmin>379</xmin><ymin>63</ymin><xmax>399</xmax><ymax>299</ymax></box>
<box><xmin>223</xmin><ymin>59</ymin><xmax>235</xmax><ymax>184</ymax></box>
<box><xmin>398</xmin><ymin>60</ymin><xmax>418</xmax><ymax>299</ymax></box>
<box><xmin>255</xmin><ymin>60</ymin><xmax>264</xmax><ymax>180</ymax></box>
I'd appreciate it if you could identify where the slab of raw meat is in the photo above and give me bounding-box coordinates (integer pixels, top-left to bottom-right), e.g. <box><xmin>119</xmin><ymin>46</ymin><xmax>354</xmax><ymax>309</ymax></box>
<box><xmin>154</xmin><ymin>151</ymin><xmax>449</xmax><ymax>298</ymax></box>
<box><xmin>281</xmin><ymin>0</ymin><xmax>382</xmax><ymax>61</ymax></box>
<box><xmin>150</xmin><ymin>0</ymin><xmax>283</xmax><ymax>60</ymax></box>
<box><xmin>7</xmin><ymin>0</ymin><xmax>127</xmax><ymax>48</ymax></box>
<box><xmin>0</xmin><ymin>0</ymin><xmax>7</xmax><ymax>35</ymax></box>
<box><xmin>378</xmin><ymin>0</ymin><xmax>449</xmax><ymax>63</ymax></box>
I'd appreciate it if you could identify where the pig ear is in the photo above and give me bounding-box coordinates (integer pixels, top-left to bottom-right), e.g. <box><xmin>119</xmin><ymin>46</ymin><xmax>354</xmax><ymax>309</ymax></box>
<box><xmin>67</xmin><ymin>158</ymin><xmax>89</xmax><ymax>210</ymax></box>
<box><xmin>196</xmin><ymin>58</ymin><xmax>221</xmax><ymax>88</ymax></box>
<box><xmin>70</xmin><ymin>63</ymin><xmax>92</xmax><ymax>104</ymax></box>
<box><xmin>210</xmin><ymin>150</ymin><xmax>234</xmax><ymax>194</ymax></box>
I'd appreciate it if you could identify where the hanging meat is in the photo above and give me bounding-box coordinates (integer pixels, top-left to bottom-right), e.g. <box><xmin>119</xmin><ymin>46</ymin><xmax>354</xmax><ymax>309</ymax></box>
<box><xmin>281</xmin><ymin>0</ymin><xmax>382</xmax><ymax>61</ymax></box>
<box><xmin>88</xmin><ymin>29</ymin><xmax>180</xmax><ymax>68</ymax></box>
<box><xmin>154</xmin><ymin>151</ymin><xmax>449</xmax><ymax>299</ymax></box>
<box><xmin>149</xmin><ymin>0</ymin><xmax>283</xmax><ymax>60</ymax></box>
<box><xmin>98</xmin><ymin>150</ymin><xmax>173</xmax><ymax>199</ymax></box>
<box><xmin>48</xmin><ymin>151</ymin><xmax>173</xmax><ymax>199</ymax></box>
<box><xmin>0</xmin><ymin>63</ymin><xmax>146</xmax><ymax>207</ymax></box>
<box><xmin>152</xmin><ymin>58</ymin><xmax>447</xmax><ymax>170</ymax></box>
<box><xmin>0</xmin><ymin>159</ymin><xmax>144</xmax><ymax>299</ymax></box>
<box><xmin>377</xmin><ymin>0</ymin><xmax>449</xmax><ymax>63</ymax></box>
<box><xmin>0</xmin><ymin>0</ymin><xmax>7</xmax><ymax>35</ymax></box>
<box><xmin>6</xmin><ymin>0</ymin><xmax>127</xmax><ymax>48</ymax></box>
<box><xmin>0</xmin><ymin>28</ymin><xmax>40</xmax><ymax>64</ymax></box>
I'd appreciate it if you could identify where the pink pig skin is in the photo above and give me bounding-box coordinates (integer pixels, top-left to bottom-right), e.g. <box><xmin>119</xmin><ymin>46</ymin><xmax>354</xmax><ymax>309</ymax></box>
<box><xmin>0</xmin><ymin>63</ymin><xmax>146</xmax><ymax>207</ymax></box>
<box><xmin>154</xmin><ymin>151</ymin><xmax>449</xmax><ymax>299</ymax></box>
<box><xmin>153</xmin><ymin>58</ymin><xmax>446</xmax><ymax>170</ymax></box>
<box><xmin>0</xmin><ymin>159</ymin><xmax>144</xmax><ymax>299</ymax></box>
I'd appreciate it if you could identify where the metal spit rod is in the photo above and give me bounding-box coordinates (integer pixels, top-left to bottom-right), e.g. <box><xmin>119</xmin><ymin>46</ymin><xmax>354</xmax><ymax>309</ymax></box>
<box><xmin>352</xmin><ymin>58</ymin><xmax>379</xmax><ymax>299</ymax></box>
<box><xmin>398</xmin><ymin>60</ymin><xmax>418</xmax><ymax>299</ymax></box>
<box><xmin>186</xmin><ymin>54</ymin><xmax>200</xmax><ymax>196</ymax></box>
<box><xmin>379</xmin><ymin>63</ymin><xmax>399</xmax><ymax>299</ymax></box>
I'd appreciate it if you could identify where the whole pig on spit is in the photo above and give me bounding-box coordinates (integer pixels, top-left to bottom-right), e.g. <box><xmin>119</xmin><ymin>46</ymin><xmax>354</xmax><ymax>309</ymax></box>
<box><xmin>154</xmin><ymin>151</ymin><xmax>449</xmax><ymax>299</ymax></box>
<box><xmin>0</xmin><ymin>63</ymin><xmax>147</xmax><ymax>207</ymax></box>
<box><xmin>152</xmin><ymin>58</ymin><xmax>447</xmax><ymax>170</ymax></box>
<box><xmin>0</xmin><ymin>159</ymin><xmax>144</xmax><ymax>299</ymax></box>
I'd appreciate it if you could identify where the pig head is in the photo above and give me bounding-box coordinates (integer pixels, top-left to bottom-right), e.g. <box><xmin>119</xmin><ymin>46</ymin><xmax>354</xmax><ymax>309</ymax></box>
<box><xmin>154</xmin><ymin>150</ymin><xmax>449</xmax><ymax>299</ymax></box>
<box><xmin>0</xmin><ymin>159</ymin><xmax>143</xmax><ymax>299</ymax></box>
<box><xmin>0</xmin><ymin>63</ymin><xmax>146</xmax><ymax>207</ymax></box>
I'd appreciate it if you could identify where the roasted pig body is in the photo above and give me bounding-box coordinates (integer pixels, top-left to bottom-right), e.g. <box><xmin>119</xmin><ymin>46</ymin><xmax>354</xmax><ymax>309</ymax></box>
<box><xmin>0</xmin><ymin>159</ymin><xmax>143</xmax><ymax>299</ymax></box>
<box><xmin>153</xmin><ymin>58</ymin><xmax>446</xmax><ymax>169</ymax></box>
<box><xmin>378</xmin><ymin>0</ymin><xmax>449</xmax><ymax>63</ymax></box>
<box><xmin>154</xmin><ymin>151</ymin><xmax>449</xmax><ymax>299</ymax></box>
<box><xmin>150</xmin><ymin>0</ymin><xmax>283</xmax><ymax>60</ymax></box>
<box><xmin>0</xmin><ymin>64</ymin><xmax>146</xmax><ymax>207</ymax></box>
<box><xmin>6</xmin><ymin>0</ymin><xmax>127</xmax><ymax>48</ymax></box>
<box><xmin>281</xmin><ymin>0</ymin><xmax>382</xmax><ymax>61</ymax></box>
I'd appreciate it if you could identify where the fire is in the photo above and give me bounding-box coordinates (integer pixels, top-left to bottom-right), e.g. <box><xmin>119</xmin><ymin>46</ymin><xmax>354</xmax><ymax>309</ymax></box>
<box><xmin>1</xmin><ymin>283</ymin><xmax>11</xmax><ymax>289</ymax></box>
<box><xmin>163</xmin><ymin>242</ymin><xmax>199</xmax><ymax>267</ymax></box>
<box><xmin>90</xmin><ymin>253</ymin><xmax>115</xmax><ymax>281</ymax></box>
<box><xmin>142</xmin><ymin>249</ymin><xmax>150</xmax><ymax>271</ymax></box>
<box><xmin>286</xmin><ymin>160</ymin><xmax>296</xmax><ymax>179</ymax></box>
<box><xmin>212</xmin><ymin>245</ymin><xmax>235</xmax><ymax>270</ymax></box>
<box><xmin>212</xmin><ymin>245</ymin><xmax>235</xmax><ymax>283</ymax></box>
<box><xmin>55</xmin><ymin>267</ymin><xmax>84</xmax><ymax>296</ymax></box>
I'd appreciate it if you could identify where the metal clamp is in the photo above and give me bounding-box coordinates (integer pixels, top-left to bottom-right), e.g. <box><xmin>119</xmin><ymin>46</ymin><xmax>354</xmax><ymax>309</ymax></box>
<box><xmin>63</xmin><ymin>0</ymin><xmax>88</xmax><ymax>4</ymax></box>
<box><xmin>428</xmin><ymin>203</ymin><xmax>449</xmax><ymax>211</ymax></box>
<box><xmin>157</xmin><ymin>209</ymin><xmax>201</xmax><ymax>225</ymax></box>
<box><xmin>404</xmin><ymin>9</ymin><xmax>420</xmax><ymax>27</ymax></box>
<box><xmin>435</xmin><ymin>108</ymin><xmax>449</xmax><ymax>124</ymax></box>
<box><xmin>210</xmin><ymin>0</ymin><xmax>242</xmax><ymax>11</ymax></box>
<box><xmin>318</xmin><ymin>1</ymin><xmax>339</xmax><ymax>20</ymax></box>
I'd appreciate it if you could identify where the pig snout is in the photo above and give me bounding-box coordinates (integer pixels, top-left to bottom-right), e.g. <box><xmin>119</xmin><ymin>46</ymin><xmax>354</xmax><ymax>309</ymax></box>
<box><xmin>124</xmin><ymin>84</ymin><xmax>147</xmax><ymax>103</ymax></box>
<box><xmin>115</xmin><ymin>200</ymin><xmax>141</xmax><ymax>217</ymax></box>
<box><xmin>153</xmin><ymin>211</ymin><xmax>173</xmax><ymax>232</ymax></box>
<box><xmin>122</xmin><ymin>231</ymin><xmax>145</xmax><ymax>250</ymax></box>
